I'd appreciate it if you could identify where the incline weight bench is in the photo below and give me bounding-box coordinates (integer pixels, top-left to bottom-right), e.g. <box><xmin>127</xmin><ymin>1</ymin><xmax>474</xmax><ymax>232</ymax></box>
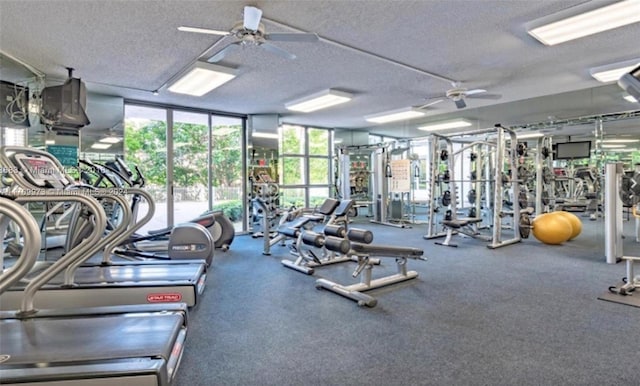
<box><xmin>313</xmin><ymin>234</ymin><xmax>426</xmax><ymax>307</ymax></box>
<box><xmin>256</xmin><ymin>197</ymin><xmax>340</xmax><ymax>255</ymax></box>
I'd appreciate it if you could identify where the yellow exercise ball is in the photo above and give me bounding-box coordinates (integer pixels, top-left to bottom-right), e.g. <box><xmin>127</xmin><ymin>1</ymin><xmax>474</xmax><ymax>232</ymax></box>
<box><xmin>532</xmin><ymin>212</ymin><xmax>572</xmax><ymax>245</ymax></box>
<box><xmin>554</xmin><ymin>211</ymin><xmax>582</xmax><ymax>240</ymax></box>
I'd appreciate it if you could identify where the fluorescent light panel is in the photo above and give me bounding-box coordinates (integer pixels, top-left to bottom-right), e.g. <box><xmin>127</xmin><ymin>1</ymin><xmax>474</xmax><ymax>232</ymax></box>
<box><xmin>624</xmin><ymin>94</ymin><xmax>638</xmax><ymax>102</ymax></box>
<box><xmin>417</xmin><ymin>119</ymin><xmax>473</xmax><ymax>132</ymax></box>
<box><xmin>527</xmin><ymin>0</ymin><xmax>640</xmax><ymax>46</ymax></box>
<box><xmin>597</xmin><ymin>139</ymin><xmax>639</xmax><ymax>143</ymax></box>
<box><xmin>601</xmin><ymin>144</ymin><xmax>626</xmax><ymax>148</ymax></box>
<box><xmin>252</xmin><ymin>132</ymin><xmax>279</xmax><ymax>139</ymax></box>
<box><xmin>168</xmin><ymin>61</ymin><xmax>236</xmax><ymax>97</ymax></box>
<box><xmin>285</xmin><ymin>89</ymin><xmax>352</xmax><ymax>113</ymax></box>
<box><xmin>364</xmin><ymin>107</ymin><xmax>426</xmax><ymax>124</ymax></box>
<box><xmin>517</xmin><ymin>133</ymin><xmax>545</xmax><ymax>139</ymax></box>
<box><xmin>45</xmin><ymin>139</ymin><xmax>55</xmax><ymax>145</ymax></box>
<box><xmin>590</xmin><ymin>58</ymin><xmax>640</xmax><ymax>82</ymax></box>
<box><xmin>91</xmin><ymin>143</ymin><xmax>112</xmax><ymax>149</ymax></box>
<box><xmin>99</xmin><ymin>136</ymin><xmax>123</xmax><ymax>144</ymax></box>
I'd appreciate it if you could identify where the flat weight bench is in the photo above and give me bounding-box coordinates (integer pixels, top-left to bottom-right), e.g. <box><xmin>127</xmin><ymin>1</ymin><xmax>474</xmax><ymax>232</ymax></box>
<box><xmin>436</xmin><ymin>217</ymin><xmax>488</xmax><ymax>247</ymax></box>
<box><xmin>315</xmin><ymin>237</ymin><xmax>426</xmax><ymax>308</ymax></box>
<box><xmin>281</xmin><ymin>225</ymin><xmax>379</xmax><ymax>275</ymax></box>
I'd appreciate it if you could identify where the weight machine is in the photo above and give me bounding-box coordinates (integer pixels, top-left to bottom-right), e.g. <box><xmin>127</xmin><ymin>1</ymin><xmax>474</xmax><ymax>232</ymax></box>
<box><xmin>425</xmin><ymin>124</ymin><xmax>523</xmax><ymax>248</ymax></box>
<box><xmin>534</xmin><ymin>136</ymin><xmax>555</xmax><ymax>214</ymax></box>
<box><xmin>605</xmin><ymin>166</ymin><xmax>640</xmax><ymax>296</ymax></box>
<box><xmin>337</xmin><ymin>143</ymin><xmax>411</xmax><ymax>228</ymax></box>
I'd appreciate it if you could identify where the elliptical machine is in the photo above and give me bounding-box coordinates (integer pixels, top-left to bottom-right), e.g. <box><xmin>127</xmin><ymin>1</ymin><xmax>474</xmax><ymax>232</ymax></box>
<box><xmin>96</xmin><ymin>157</ymin><xmax>234</xmax><ymax>251</ymax></box>
<box><xmin>75</xmin><ymin>158</ymin><xmax>216</xmax><ymax>265</ymax></box>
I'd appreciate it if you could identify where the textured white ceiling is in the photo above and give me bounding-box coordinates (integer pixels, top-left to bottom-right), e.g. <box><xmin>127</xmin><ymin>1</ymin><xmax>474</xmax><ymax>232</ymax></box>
<box><xmin>0</xmin><ymin>0</ymin><xmax>639</xmax><ymax>138</ymax></box>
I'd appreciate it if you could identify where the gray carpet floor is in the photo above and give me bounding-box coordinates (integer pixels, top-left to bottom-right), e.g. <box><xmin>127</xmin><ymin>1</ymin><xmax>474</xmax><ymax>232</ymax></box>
<box><xmin>174</xmin><ymin>214</ymin><xmax>640</xmax><ymax>386</ymax></box>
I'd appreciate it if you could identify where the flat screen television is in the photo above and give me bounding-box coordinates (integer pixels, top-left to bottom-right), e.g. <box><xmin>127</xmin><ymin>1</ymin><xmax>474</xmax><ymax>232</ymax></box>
<box><xmin>554</xmin><ymin>141</ymin><xmax>591</xmax><ymax>160</ymax></box>
<box><xmin>40</xmin><ymin>77</ymin><xmax>90</xmax><ymax>129</ymax></box>
<box><xmin>618</xmin><ymin>64</ymin><xmax>640</xmax><ymax>100</ymax></box>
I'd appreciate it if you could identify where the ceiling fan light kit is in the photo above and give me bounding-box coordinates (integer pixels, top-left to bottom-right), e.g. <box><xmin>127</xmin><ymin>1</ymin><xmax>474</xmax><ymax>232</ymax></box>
<box><xmin>526</xmin><ymin>0</ymin><xmax>640</xmax><ymax>46</ymax></box>
<box><xmin>364</xmin><ymin>107</ymin><xmax>426</xmax><ymax>124</ymax></box>
<box><xmin>285</xmin><ymin>89</ymin><xmax>352</xmax><ymax>113</ymax></box>
<box><xmin>417</xmin><ymin>118</ymin><xmax>473</xmax><ymax>132</ymax></box>
<box><xmin>179</xmin><ymin>5</ymin><xmax>318</xmax><ymax>64</ymax></box>
<box><xmin>167</xmin><ymin>61</ymin><xmax>237</xmax><ymax>96</ymax></box>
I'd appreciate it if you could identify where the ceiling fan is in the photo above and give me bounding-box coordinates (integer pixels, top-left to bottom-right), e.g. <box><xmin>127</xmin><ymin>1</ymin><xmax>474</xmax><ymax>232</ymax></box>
<box><xmin>418</xmin><ymin>83</ymin><xmax>502</xmax><ymax>109</ymax></box>
<box><xmin>178</xmin><ymin>6</ymin><xmax>319</xmax><ymax>63</ymax></box>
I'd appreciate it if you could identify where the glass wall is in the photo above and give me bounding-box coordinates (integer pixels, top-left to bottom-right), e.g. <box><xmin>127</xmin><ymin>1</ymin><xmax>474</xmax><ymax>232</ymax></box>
<box><xmin>172</xmin><ymin>111</ymin><xmax>209</xmax><ymax>225</ymax></box>
<box><xmin>211</xmin><ymin>116</ymin><xmax>244</xmax><ymax>231</ymax></box>
<box><xmin>124</xmin><ymin>105</ymin><xmax>168</xmax><ymax>232</ymax></box>
<box><xmin>124</xmin><ymin>103</ymin><xmax>246</xmax><ymax>234</ymax></box>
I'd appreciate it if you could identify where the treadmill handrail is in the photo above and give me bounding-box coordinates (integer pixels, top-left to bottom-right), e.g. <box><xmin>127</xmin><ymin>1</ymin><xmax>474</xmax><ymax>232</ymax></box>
<box><xmin>63</xmin><ymin>191</ymin><xmax>132</xmax><ymax>285</ymax></box>
<box><xmin>101</xmin><ymin>187</ymin><xmax>156</xmax><ymax>264</ymax></box>
<box><xmin>14</xmin><ymin>193</ymin><xmax>107</xmax><ymax>315</ymax></box>
<box><xmin>0</xmin><ymin>197</ymin><xmax>42</xmax><ymax>294</ymax></box>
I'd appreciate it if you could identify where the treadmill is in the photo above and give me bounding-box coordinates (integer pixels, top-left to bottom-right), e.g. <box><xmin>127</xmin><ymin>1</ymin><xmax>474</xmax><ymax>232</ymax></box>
<box><xmin>0</xmin><ymin>146</ymin><xmax>208</xmax><ymax>310</ymax></box>
<box><xmin>0</xmin><ymin>194</ymin><xmax>187</xmax><ymax>385</ymax></box>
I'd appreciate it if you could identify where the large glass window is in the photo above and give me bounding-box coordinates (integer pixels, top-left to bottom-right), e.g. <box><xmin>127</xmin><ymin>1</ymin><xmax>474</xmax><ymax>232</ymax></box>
<box><xmin>281</xmin><ymin>125</ymin><xmax>305</xmax><ymax>155</ymax></box>
<box><xmin>173</xmin><ymin>111</ymin><xmax>209</xmax><ymax>225</ymax></box>
<box><xmin>124</xmin><ymin>105</ymin><xmax>168</xmax><ymax>232</ymax></box>
<box><xmin>211</xmin><ymin>115</ymin><xmax>244</xmax><ymax>231</ymax></box>
<box><xmin>309</xmin><ymin>158</ymin><xmax>329</xmax><ymax>184</ymax></box>
<box><xmin>277</xmin><ymin>124</ymin><xmax>332</xmax><ymax>208</ymax></box>
<box><xmin>282</xmin><ymin>157</ymin><xmax>304</xmax><ymax>185</ymax></box>
<box><xmin>308</xmin><ymin>128</ymin><xmax>329</xmax><ymax>156</ymax></box>
<box><xmin>125</xmin><ymin>104</ymin><xmax>247</xmax><ymax>234</ymax></box>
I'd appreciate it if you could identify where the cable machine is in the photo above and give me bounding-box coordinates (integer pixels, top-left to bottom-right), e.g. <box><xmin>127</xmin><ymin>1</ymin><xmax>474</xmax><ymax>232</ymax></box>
<box><xmin>337</xmin><ymin>143</ymin><xmax>410</xmax><ymax>228</ymax></box>
<box><xmin>424</xmin><ymin>124</ymin><xmax>522</xmax><ymax>249</ymax></box>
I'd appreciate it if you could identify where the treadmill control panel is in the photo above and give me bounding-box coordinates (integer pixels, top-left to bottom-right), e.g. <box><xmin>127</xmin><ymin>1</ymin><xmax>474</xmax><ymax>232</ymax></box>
<box><xmin>13</xmin><ymin>153</ymin><xmax>71</xmax><ymax>189</ymax></box>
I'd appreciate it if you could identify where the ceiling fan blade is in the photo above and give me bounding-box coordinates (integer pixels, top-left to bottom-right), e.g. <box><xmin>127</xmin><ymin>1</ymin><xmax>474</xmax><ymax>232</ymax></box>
<box><xmin>464</xmin><ymin>89</ymin><xmax>487</xmax><ymax>96</ymax></box>
<box><xmin>415</xmin><ymin>99</ymin><xmax>444</xmax><ymax>109</ymax></box>
<box><xmin>454</xmin><ymin>99</ymin><xmax>467</xmax><ymax>109</ymax></box>
<box><xmin>467</xmin><ymin>93</ymin><xmax>502</xmax><ymax>100</ymax></box>
<box><xmin>261</xmin><ymin>42</ymin><xmax>296</xmax><ymax>60</ymax></box>
<box><xmin>243</xmin><ymin>6</ymin><xmax>263</xmax><ymax>31</ymax></box>
<box><xmin>178</xmin><ymin>26</ymin><xmax>230</xmax><ymax>36</ymax></box>
<box><xmin>265</xmin><ymin>32</ymin><xmax>319</xmax><ymax>42</ymax></box>
<box><xmin>207</xmin><ymin>42</ymin><xmax>241</xmax><ymax>63</ymax></box>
